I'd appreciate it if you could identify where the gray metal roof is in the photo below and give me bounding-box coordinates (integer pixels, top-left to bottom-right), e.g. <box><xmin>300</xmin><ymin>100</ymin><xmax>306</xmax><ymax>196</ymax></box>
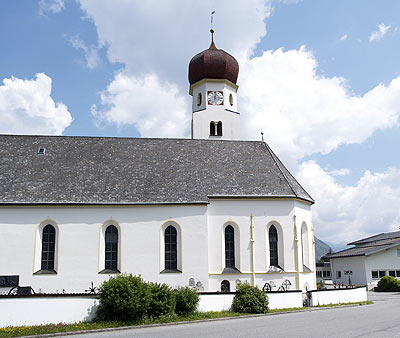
<box><xmin>327</xmin><ymin>236</ymin><xmax>400</xmax><ymax>259</ymax></box>
<box><xmin>0</xmin><ymin>135</ymin><xmax>313</xmax><ymax>205</ymax></box>
<box><xmin>348</xmin><ymin>230</ymin><xmax>400</xmax><ymax>246</ymax></box>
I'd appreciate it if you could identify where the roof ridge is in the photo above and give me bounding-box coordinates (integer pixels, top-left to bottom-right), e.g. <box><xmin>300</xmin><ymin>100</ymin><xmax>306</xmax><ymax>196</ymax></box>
<box><xmin>261</xmin><ymin>141</ymin><xmax>298</xmax><ymax>198</ymax></box>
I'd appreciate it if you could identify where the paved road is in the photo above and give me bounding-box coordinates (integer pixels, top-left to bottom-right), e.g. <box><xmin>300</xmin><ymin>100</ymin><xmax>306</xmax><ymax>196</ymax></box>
<box><xmin>67</xmin><ymin>292</ymin><xmax>400</xmax><ymax>338</ymax></box>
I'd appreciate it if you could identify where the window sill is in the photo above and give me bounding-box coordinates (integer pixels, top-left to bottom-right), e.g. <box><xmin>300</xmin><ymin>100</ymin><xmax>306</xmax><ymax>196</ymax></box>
<box><xmin>99</xmin><ymin>269</ymin><xmax>120</xmax><ymax>274</ymax></box>
<box><xmin>33</xmin><ymin>269</ymin><xmax>57</xmax><ymax>275</ymax></box>
<box><xmin>160</xmin><ymin>269</ymin><xmax>182</xmax><ymax>274</ymax></box>
<box><xmin>222</xmin><ymin>267</ymin><xmax>241</xmax><ymax>274</ymax></box>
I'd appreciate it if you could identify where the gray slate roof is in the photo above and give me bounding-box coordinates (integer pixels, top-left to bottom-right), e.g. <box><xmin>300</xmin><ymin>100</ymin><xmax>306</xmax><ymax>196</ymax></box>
<box><xmin>348</xmin><ymin>231</ymin><xmax>400</xmax><ymax>245</ymax></box>
<box><xmin>0</xmin><ymin>135</ymin><xmax>313</xmax><ymax>205</ymax></box>
<box><xmin>327</xmin><ymin>231</ymin><xmax>400</xmax><ymax>259</ymax></box>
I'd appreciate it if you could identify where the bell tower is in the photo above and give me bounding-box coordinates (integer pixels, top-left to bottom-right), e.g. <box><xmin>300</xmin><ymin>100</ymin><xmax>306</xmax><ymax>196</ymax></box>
<box><xmin>188</xmin><ymin>29</ymin><xmax>240</xmax><ymax>140</ymax></box>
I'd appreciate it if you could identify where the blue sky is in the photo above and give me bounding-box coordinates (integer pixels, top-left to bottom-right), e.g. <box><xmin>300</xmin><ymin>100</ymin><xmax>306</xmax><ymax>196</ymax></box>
<box><xmin>1</xmin><ymin>0</ymin><xmax>400</xmax><ymax>246</ymax></box>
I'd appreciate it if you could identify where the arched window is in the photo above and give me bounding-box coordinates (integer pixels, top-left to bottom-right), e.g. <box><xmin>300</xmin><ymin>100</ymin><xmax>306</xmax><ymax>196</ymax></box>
<box><xmin>217</xmin><ymin>121</ymin><xmax>223</xmax><ymax>136</ymax></box>
<box><xmin>105</xmin><ymin>225</ymin><xmax>118</xmax><ymax>271</ymax></box>
<box><xmin>225</xmin><ymin>225</ymin><xmax>235</xmax><ymax>268</ymax></box>
<box><xmin>269</xmin><ymin>225</ymin><xmax>278</xmax><ymax>267</ymax></box>
<box><xmin>210</xmin><ymin>121</ymin><xmax>216</xmax><ymax>136</ymax></box>
<box><xmin>41</xmin><ymin>224</ymin><xmax>56</xmax><ymax>271</ymax></box>
<box><xmin>197</xmin><ymin>92</ymin><xmax>202</xmax><ymax>106</ymax></box>
<box><xmin>221</xmin><ymin>280</ymin><xmax>230</xmax><ymax>292</ymax></box>
<box><xmin>165</xmin><ymin>225</ymin><xmax>177</xmax><ymax>271</ymax></box>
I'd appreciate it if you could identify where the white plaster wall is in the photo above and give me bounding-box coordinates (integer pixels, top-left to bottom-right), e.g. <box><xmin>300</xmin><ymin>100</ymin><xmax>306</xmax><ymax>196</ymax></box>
<box><xmin>191</xmin><ymin>81</ymin><xmax>240</xmax><ymax>140</ymax></box>
<box><xmin>198</xmin><ymin>291</ymin><xmax>303</xmax><ymax>312</ymax></box>
<box><xmin>207</xmin><ymin>199</ymin><xmax>314</xmax><ymax>292</ymax></box>
<box><xmin>309</xmin><ymin>287</ymin><xmax>367</xmax><ymax>306</ymax></box>
<box><xmin>198</xmin><ymin>294</ymin><xmax>234</xmax><ymax>312</ymax></box>
<box><xmin>0</xmin><ymin>205</ymin><xmax>209</xmax><ymax>293</ymax></box>
<box><xmin>364</xmin><ymin>246</ymin><xmax>400</xmax><ymax>284</ymax></box>
<box><xmin>330</xmin><ymin>256</ymin><xmax>367</xmax><ymax>285</ymax></box>
<box><xmin>0</xmin><ymin>297</ymin><xmax>98</xmax><ymax>327</ymax></box>
<box><xmin>267</xmin><ymin>291</ymin><xmax>303</xmax><ymax>309</ymax></box>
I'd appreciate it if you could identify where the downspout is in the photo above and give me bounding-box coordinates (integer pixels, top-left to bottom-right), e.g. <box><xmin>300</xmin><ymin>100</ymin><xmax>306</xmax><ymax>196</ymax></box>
<box><xmin>294</xmin><ymin>215</ymin><xmax>300</xmax><ymax>290</ymax></box>
<box><xmin>250</xmin><ymin>215</ymin><xmax>256</xmax><ymax>287</ymax></box>
<box><xmin>311</xmin><ymin>222</ymin><xmax>317</xmax><ymax>289</ymax></box>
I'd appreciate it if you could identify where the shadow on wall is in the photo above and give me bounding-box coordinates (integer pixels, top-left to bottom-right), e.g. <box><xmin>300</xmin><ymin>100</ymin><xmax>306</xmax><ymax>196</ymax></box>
<box><xmin>84</xmin><ymin>301</ymin><xmax>98</xmax><ymax>322</ymax></box>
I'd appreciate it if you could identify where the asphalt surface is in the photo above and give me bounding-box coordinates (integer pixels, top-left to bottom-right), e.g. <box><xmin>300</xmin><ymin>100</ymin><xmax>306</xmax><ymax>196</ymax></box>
<box><xmin>58</xmin><ymin>292</ymin><xmax>400</xmax><ymax>338</ymax></box>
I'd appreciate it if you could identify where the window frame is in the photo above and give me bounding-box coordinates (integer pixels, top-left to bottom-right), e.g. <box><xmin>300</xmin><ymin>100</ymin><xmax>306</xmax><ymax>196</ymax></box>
<box><xmin>266</xmin><ymin>222</ymin><xmax>284</xmax><ymax>271</ymax></box>
<box><xmin>160</xmin><ymin>222</ymin><xmax>182</xmax><ymax>273</ymax></box>
<box><xmin>99</xmin><ymin>221</ymin><xmax>121</xmax><ymax>274</ymax></box>
<box><xmin>33</xmin><ymin>220</ymin><xmax>59</xmax><ymax>275</ymax></box>
<box><xmin>222</xmin><ymin>222</ymin><xmax>240</xmax><ymax>273</ymax></box>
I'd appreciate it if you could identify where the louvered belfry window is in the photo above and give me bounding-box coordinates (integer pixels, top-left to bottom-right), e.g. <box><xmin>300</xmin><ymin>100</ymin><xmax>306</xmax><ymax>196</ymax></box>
<box><xmin>225</xmin><ymin>225</ymin><xmax>235</xmax><ymax>268</ymax></box>
<box><xmin>41</xmin><ymin>224</ymin><xmax>56</xmax><ymax>271</ymax></box>
<box><xmin>105</xmin><ymin>225</ymin><xmax>118</xmax><ymax>271</ymax></box>
<box><xmin>269</xmin><ymin>225</ymin><xmax>278</xmax><ymax>266</ymax></box>
<box><xmin>165</xmin><ymin>225</ymin><xmax>177</xmax><ymax>270</ymax></box>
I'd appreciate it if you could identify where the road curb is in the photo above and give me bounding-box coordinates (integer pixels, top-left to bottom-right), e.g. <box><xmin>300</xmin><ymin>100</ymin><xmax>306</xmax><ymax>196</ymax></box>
<box><xmin>23</xmin><ymin>303</ymin><xmax>371</xmax><ymax>338</ymax></box>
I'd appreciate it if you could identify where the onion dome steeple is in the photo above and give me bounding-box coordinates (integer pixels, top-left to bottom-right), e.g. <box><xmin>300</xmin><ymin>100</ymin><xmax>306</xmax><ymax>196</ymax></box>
<box><xmin>188</xmin><ymin>29</ymin><xmax>239</xmax><ymax>87</ymax></box>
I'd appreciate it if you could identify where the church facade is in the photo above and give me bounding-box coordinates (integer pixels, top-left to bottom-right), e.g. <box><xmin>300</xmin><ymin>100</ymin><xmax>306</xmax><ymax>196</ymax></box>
<box><xmin>0</xmin><ymin>33</ymin><xmax>316</xmax><ymax>294</ymax></box>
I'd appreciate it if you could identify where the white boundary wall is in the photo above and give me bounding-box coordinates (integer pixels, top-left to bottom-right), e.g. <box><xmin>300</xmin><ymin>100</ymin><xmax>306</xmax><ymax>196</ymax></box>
<box><xmin>308</xmin><ymin>287</ymin><xmax>367</xmax><ymax>306</ymax></box>
<box><xmin>267</xmin><ymin>291</ymin><xmax>303</xmax><ymax>309</ymax></box>
<box><xmin>0</xmin><ymin>296</ymin><xmax>98</xmax><ymax>327</ymax></box>
<box><xmin>198</xmin><ymin>291</ymin><xmax>303</xmax><ymax>312</ymax></box>
<box><xmin>1</xmin><ymin>291</ymin><xmax>305</xmax><ymax>327</ymax></box>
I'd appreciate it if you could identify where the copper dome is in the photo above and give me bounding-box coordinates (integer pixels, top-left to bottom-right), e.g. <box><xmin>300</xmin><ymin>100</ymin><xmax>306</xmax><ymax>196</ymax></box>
<box><xmin>188</xmin><ymin>41</ymin><xmax>239</xmax><ymax>86</ymax></box>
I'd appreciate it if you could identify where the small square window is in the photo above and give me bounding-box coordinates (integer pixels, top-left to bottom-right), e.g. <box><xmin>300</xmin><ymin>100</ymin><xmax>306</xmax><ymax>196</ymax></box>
<box><xmin>37</xmin><ymin>147</ymin><xmax>46</xmax><ymax>155</ymax></box>
<box><xmin>336</xmin><ymin>271</ymin><xmax>342</xmax><ymax>279</ymax></box>
<box><xmin>379</xmin><ymin>270</ymin><xmax>386</xmax><ymax>278</ymax></box>
<box><xmin>372</xmin><ymin>271</ymin><xmax>378</xmax><ymax>279</ymax></box>
<box><xmin>389</xmin><ymin>270</ymin><xmax>396</xmax><ymax>277</ymax></box>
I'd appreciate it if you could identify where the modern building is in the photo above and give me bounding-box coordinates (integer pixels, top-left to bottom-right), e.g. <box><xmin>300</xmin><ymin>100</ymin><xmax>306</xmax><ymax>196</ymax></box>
<box><xmin>316</xmin><ymin>262</ymin><xmax>331</xmax><ymax>283</ymax></box>
<box><xmin>0</xmin><ymin>30</ymin><xmax>316</xmax><ymax>294</ymax></box>
<box><xmin>327</xmin><ymin>230</ymin><xmax>400</xmax><ymax>288</ymax></box>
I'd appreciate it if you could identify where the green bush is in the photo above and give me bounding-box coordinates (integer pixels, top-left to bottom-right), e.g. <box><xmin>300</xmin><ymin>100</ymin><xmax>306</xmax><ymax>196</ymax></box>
<box><xmin>377</xmin><ymin>276</ymin><xmax>400</xmax><ymax>291</ymax></box>
<box><xmin>96</xmin><ymin>274</ymin><xmax>152</xmax><ymax>322</ymax></box>
<box><xmin>147</xmin><ymin>282</ymin><xmax>176</xmax><ymax>318</ymax></box>
<box><xmin>173</xmin><ymin>286</ymin><xmax>199</xmax><ymax>315</ymax></box>
<box><xmin>232</xmin><ymin>282</ymin><xmax>269</xmax><ymax>314</ymax></box>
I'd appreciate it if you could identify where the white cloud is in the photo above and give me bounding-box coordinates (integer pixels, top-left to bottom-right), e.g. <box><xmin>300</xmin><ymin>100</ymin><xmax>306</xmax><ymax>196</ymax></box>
<box><xmin>297</xmin><ymin>161</ymin><xmax>400</xmax><ymax>243</ymax></box>
<box><xmin>369</xmin><ymin>23</ymin><xmax>391</xmax><ymax>42</ymax></box>
<box><xmin>91</xmin><ymin>72</ymin><xmax>189</xmax><ymax>138</ymax></box>
<box><xmin>329</xmin><ymin>168</ymin><xmax>351</xmax><ymax>177</ymax></box>
<box><xmin>39</xmin><ymin>0</ymin><xmax>65</xmax><ymax>15</ymax></box>
<box><xmin>78</xmin><ymin>0</ymin><xmax>271</xmax><ymax>85</ymax></box>
<box><xmin>69</xmin><ymin>36</ymin><xmax>101</xmax><ymax>70</ymax></box>
<box><xmin>340</xmin><ymin>34</ymin><xmax>348</xmax><ymax>41</ymax></box>
<box><xmin>239</xmin><ymin>47</ymin><xmax>400</xmax><ymax>166</ymax></box>
<box><xmin>0</xmin><ymin>73</ymin><xmax>72</xmax><ymax>135</ymax></box>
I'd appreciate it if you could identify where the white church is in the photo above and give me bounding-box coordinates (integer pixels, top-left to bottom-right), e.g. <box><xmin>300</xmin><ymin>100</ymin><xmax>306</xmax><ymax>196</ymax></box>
<box><xmin>0</xmin><ymin>31</ymin><xmax>316</xmax><ymax>294</ymax></box>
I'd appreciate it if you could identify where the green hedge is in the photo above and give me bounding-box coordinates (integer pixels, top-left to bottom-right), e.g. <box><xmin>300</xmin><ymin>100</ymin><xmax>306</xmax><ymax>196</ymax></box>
<box><xmin>232</xmin><ymin>282</ymin><xmax>269</xmax><ymax>314</ymax></box>
<box><xmin>377</xmin><ymin>276</ymin><xmax>400</xmax><ymax>291</ymax></box>
<box><xmin>96</xmin><ymin>274</ymin><xmax>199</xmax><ymax>322</ymax></box>
<box><xmin>173</xmin><ymin>286</ymin><xmax>199</xmax><ymax>315</ymax></box>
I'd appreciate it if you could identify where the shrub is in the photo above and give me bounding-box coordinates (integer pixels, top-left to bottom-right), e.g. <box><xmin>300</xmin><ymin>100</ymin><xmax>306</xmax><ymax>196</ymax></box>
<box><xmin>147</xmin><ymin>282</ymin><xmax>176</xmax><ymax>318</ymax></box>
<box><xmin>377</xmin><ymin>276</ymin><xmax>400</xmax><ymax>292</ymax></box>
<box><xmin>232</xmin><ymin>282</ymin><xmax>269</xmax><ymax>314</ymax></box>
<box><xmin>173</xmin><ymin>286</ymin><xmax>199</xmax><ymax>315</ymax></box>
<box><xmin>317</xmin><ymin>280</ymin><xmax>326</xmax><ymax>290</ymax></box>
<box><xmin>96</xmin><ymin>274</ymin><xmax>152</xmax><ymax>322</ymax></box>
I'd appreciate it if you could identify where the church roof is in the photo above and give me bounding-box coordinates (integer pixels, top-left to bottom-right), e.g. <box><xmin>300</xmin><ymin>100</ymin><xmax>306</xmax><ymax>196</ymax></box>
<box><xmin>0</xmin><ymin>135</ymin><xmax>313</xmax><ymax>205</ymax></box>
